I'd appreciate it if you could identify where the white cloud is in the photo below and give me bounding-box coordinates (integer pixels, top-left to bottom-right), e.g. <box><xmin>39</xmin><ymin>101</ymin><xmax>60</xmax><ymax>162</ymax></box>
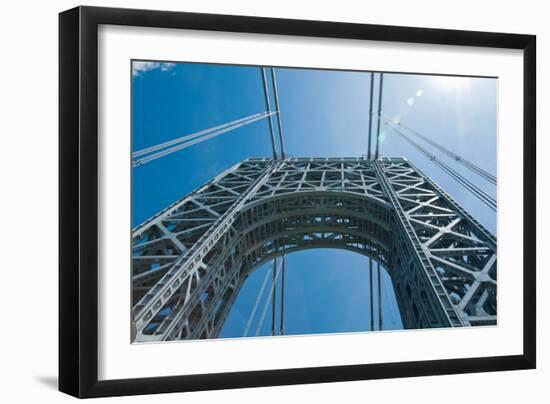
<box><xmin>407</xmin><ymin>97</ymin><xmax>415</xmax><ymax>106</ymax></box>
<box><xmin>132</xmin><ymin>61</ymin><xmax>176</xmax><ymax>76</ymax></box>
<box><xmin>160</xmin><ymin>63</ymin><xmax>176</xmax><ymax>71</ymax></box>
<box><xmin>416</xmin><ymin>89</ymin><xmax>423</xmax><ymax>97</ymax></box>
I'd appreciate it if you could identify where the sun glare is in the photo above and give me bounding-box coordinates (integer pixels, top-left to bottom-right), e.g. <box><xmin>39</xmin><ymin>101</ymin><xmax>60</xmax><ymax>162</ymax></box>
<box><xmin>432</xmin><ymin>76</ymin><xmax>470</xmax><ymax>92</ymax></box>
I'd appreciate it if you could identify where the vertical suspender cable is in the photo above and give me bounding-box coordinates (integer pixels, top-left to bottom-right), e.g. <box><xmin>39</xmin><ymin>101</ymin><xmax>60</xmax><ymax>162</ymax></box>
<box><xmin>367</xmin><ymin>72</ymin><xmax>375</xmax><ymax>160</ymax></box>
<box><xmin>134</xmin><ymin>67</ymin><xmax>285</xmax><ymax>167</ymax></box>
<box><xmin>381</xmin><ymin>271</ymin><xmax>398</xmax><ymax>328</ymax></box>
<box><xmin>377</xmin><ymin>261</ymin><xmax>383</xmax><ymax>331</ymax></box>
<box><xmin>369</xmin><ymin>258</ymin><xmax>374</xmax><ymax>331</ymax></box>
<box><xmin>243</xmin><ymin>264</ymin><xmax>273</xmax><ymax>337</ymax></box>
<box><xmin>271</xmin><ymin>257</ymin><xmax>277</xmax><ymax>336</ymax></box>
<box><xmin>374</xmin><ymin>73</ymin><xmax>384</xmax><ymax>160</ymax></box>
<box><xmin>261</xmin><ymin>67</ymin><xmax>278</xmax><ymax>159</ymax></box>
<box><xmin>270</xmin><ymin>68</ymin><xmax>286</xmax><ymax>159</ymax></box>
<box><xmin>255</xmin><ymin>259</ymin><xmax>283</xmax><ymax>337</ymax></box>
<box><xmin>279</xmin><ymin>255</ymin><xmax>286</xmax><ymax>335</ymax></box>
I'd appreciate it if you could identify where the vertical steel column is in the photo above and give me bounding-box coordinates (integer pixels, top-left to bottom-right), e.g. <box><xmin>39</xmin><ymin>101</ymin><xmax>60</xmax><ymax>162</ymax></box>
<box><xmin>374</xmin><ymin>73</ymin><xmax>384</xmax><ymax>160</ymax></box>
<box><xmin>367</xmin><ymin>72</ymin><xmax>375</xmax><ymax>160</ymax></box>
<box><xmin>373</xmin><ymin>160</ymin><xmax>463</xmax><ymax>328</ymax></box>
<box><xmin>270</xmin><ymin>68</ymin><xmax>286</xmax><ymax>159</ymax></box>
<box><xmin>261</xmin><ymin>67</ymin><xmax>278</xmax><ymax>159</ymax></box>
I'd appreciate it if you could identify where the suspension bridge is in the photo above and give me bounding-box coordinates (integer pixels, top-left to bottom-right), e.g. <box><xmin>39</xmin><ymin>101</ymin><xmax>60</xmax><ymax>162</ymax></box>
<box><xmin>131</xmin><ymin>67</ymin><xmax>497</xmax><ymax>342</ymax></box>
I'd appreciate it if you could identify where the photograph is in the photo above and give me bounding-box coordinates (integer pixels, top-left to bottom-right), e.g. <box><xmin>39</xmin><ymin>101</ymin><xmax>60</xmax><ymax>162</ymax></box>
<box><xmin>0</xmin><ymin>0</ymin><xmax>541</xmax><ymax>400</ymax></box>
<box><xmin>54</xmin><ymin>4</ymin><xmax>537</xmax><ymax>399</ymax></box>
<box><xmin>130</xmin><ymin>60</ymin><xmax>497</xmax><ymax>343</ymax></box>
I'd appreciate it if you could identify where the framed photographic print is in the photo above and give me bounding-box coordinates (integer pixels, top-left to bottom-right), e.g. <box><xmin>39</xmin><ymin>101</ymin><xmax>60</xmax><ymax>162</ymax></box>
<box><xmin>59</xmin><ymin>6</ymin><xmax>536</xmax><ymax>398</ymax></box>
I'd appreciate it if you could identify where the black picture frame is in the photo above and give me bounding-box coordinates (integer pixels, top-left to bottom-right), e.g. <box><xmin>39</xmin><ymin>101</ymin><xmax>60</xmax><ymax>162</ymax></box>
<box><xmin>59</xmin><ymin>5</ymin><xmax>536</xmax><ymax>398</ymax></box>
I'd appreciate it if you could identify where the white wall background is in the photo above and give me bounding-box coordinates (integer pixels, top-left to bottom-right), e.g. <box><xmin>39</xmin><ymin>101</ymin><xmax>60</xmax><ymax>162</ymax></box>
<box><xmin>0</xmin><ymin>0</ymin><xmax>546</xmax><ymax>402</ymax></box>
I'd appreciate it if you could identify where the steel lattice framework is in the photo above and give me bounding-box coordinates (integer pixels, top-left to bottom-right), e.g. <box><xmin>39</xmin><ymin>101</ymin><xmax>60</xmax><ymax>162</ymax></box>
<box><xmin>131</xmin><ymin>157</ymin><xmax>497</xmax><ymax>342</ymax></box>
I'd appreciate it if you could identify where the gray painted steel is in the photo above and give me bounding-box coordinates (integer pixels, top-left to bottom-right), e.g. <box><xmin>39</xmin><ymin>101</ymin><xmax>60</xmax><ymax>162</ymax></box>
<box><xmin>131</xmin><ymin>157</ymin><xmax>497</xmax><ymax>342</ymax></box>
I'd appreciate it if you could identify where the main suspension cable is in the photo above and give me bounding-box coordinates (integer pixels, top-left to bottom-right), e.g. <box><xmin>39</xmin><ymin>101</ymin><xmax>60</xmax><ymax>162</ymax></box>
<box><xmin>133</xmin><ymin>111</ymin><xmax>276</xmax><ymax>167</ymax></box>
<box><xmin>381</xmin><ymin>117</ymin><xmax>497</xmax><ymax>211</ymax></box>
<box><xmin>133</xmin><ymin>112</ymin><xmax>262</xmax><ymax>158</ymax></box>
<box><xmin>380</xmin><ymin>112</ymin><xmax>496</xmax><ymax>185</ymax></box>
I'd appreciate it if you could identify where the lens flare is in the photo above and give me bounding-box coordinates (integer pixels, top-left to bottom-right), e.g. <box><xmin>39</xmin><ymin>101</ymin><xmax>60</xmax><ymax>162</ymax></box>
<box><xmin>432</xmin><ymin>76</ymin><xmax>470</xmax><ymax>91</ymax></box>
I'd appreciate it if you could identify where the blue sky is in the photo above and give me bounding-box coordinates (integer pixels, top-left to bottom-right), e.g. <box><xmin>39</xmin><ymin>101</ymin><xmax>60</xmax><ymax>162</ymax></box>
<box><xmin>132</xmin><ymin>61</ymin><xmax>496</xmax><ymax>338</ymax></box>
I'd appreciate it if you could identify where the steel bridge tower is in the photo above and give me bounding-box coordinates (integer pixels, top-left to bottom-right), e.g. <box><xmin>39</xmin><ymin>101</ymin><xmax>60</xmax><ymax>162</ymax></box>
<box><xmin>131</xmin><ymin>156</ymin><xmax>497</xmax><ymax>342</ymax></box>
